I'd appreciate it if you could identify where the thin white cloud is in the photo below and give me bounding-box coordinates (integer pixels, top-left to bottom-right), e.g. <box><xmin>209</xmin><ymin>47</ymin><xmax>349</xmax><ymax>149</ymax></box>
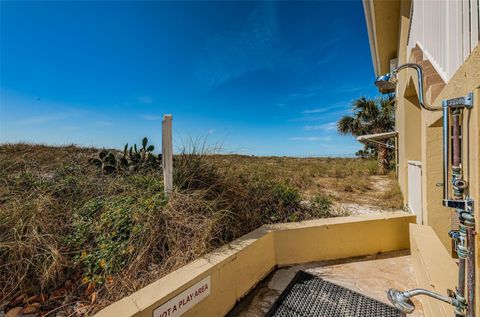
<box><xmin>315</xmin><ymin>37</ymin><xmax>342</xmax><ymax>65</ymax></box>
<box><xmin>139</xmin><ymin>114</ymin><xmax>162</xmax><ymax>121</ymax></box>
<box><xmin>336</xmin><ymin>85</ymin><xmax>371</xmax><ymax>93</ymax></box>
<box><xmin>62</xmin><ymin>125</ymin><xmax>80</xmax><ymax>131</ymax></box>
<box><xmin>319</xmin><ymin>37</ymin><xmax>342</xmax><ymax>49</ymax></box>
<box><xmin>303</xmin><ymin>101</ymin><xmax>349</xmax><ymax>113</ymax></box>
<box><xmin>94</xmin><ymin>120</ymin><xmax>114</xmax><ymax>127</ymax></box>
<box><xmin>288</xmin><ymin>92</ymin><xmax>315</xmax><ymax>100</ymax></box>
<box><xmin>277</xmin><ymin>91</ymin><xmax>317</xmax><ymax>109</ymax></box>
<box><xmin>289</xmin><ymin>136</ymin><xmax>332</xmax><ymax>142</ymax></box>
<box><xmin>289</xmin><ymin>115</ymin><xmax>326</xmax><ymax>123</ymax></box>
<box><xmin>303</xmin><ymin>122</ymin><xmax>337</xmax><ymax>131</ymax></box>
<box><xmin>316</xmin><ymin>51</ymin><xmax>336</xmax><ymax>65</ymax></box>
<box><xmin>16</xmin><ymin>113</ymin><xmax>74</xmax><ymax>125</ymax></box>
<box><xmin>301</xmin><ymin>108</ymin><xmax>328</xmax><ymax>114</ymax></box>
<box><xmin>195</xmin><ymin>2</ymin><xmax>280</xmax><ymax>88</ymax></box>
<box><xmin>138</xmin><ymin>96</ymin><xmax>153</xmax><ymax>104</ymax></box>
<box><xmin>208</xmin><ymin>129</ymin><xmax>216</xmax><ymax>134</ymax></box>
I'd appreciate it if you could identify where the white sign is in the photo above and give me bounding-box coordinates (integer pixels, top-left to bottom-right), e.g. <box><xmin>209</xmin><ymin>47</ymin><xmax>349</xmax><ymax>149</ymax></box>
<box><xmin>153</xmin><ymin>276</ymin><xmax>211</xmax><ymax>317</ymax></box>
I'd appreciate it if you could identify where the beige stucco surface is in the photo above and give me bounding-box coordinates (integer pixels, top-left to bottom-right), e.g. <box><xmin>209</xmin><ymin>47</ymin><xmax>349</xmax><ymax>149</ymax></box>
<box><xmin>394</xmin><ymin>41</ymin><xmax>480</xmax><ymax>317</ymax></box>
<box><xmin>369</xmin><ymin>1</ymin><xmax>480</xmax><ymax>313</ymax></box>
<box><xmin>364</xmin><ymin>0</ymin><xmax>401</xmax><ymax>75</ymax></box>
<box><xmin>410</xmin><ymin>224</ymin><xmax>458</xmax><ymax>317</ymax></box>
<box><xmin>95</xmin><ymin>212</ymin><xmax>415</xmax><ymax>317</ymax></box>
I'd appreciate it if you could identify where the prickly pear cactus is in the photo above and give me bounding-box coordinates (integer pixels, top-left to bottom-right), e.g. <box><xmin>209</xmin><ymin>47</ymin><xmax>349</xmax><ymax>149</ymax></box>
<box><xmin>90</xmin><ymin>137</ymin><xmax>162</xmax><ymax>174</ymax></box>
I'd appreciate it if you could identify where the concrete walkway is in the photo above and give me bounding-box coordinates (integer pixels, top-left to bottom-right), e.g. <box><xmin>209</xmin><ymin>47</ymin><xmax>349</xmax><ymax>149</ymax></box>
<box><xmin>228</xmin><ymin>251</ymin><xmax>423</xmax><ymax>317</ymax></box>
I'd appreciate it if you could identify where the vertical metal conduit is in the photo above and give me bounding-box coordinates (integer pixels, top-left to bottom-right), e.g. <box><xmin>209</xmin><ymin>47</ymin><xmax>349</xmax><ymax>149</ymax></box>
<box><xmin>466</xmin><ymin>229</ymin><xmax>475</xmax><ymax>317</ymax></box>
<box><xmin>442</xmin><ymin>102</ymin><xmax>450</xmax><ymax>202</ymax></box>
<box><xmin>444</xmin><ymin>104</ymin><xmax>475</xmax><ymax>317</ymax></box>
<box><xmin>451</xmin><ymin>108</ymin><xmax>465</xmax><ymax>317</ymax></box>
<box><xmin>464</xmin><ymin>108</ymin><xmax>475</xmax><ymax>317</ymax></box>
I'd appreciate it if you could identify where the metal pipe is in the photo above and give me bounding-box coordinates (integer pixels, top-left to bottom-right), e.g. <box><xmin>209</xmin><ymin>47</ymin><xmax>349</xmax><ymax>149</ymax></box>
<box><xmin>375</xmin><ymin>63</ymin><xmax>442</xmax><ymax>111</ymax></box>
<box><xmin>466</xmin><ymin>228</ymin><xmax>476</xmax><ymax>317</ymax></box>
<box><xmin>452</xmin><ymin>110</ymin><xmax>461</xmax><ymax>188</ymax></box>
<box><xmin>403</xmin><ymin>289</ymin><xmax>459</xmax><ymax>306</ymax></box>
<box><xmin>394</xmin><ymin>63</ymin><xmax>442</xmax><ymax>111</ymax></box>
<box><xmin>451</xmin><ymin>108</ymin><xmax>466</xmax><ymax>316</ymax></box>
<box><xmin>458</xmin><ymin>259</ymin><xmax>467</xmax><ymax>317</ymax></box>
<box><xmin>375</xmin><ymin>65</ymin><xmax>476</xmax><ymax>316</ymax></box>
<box><xmin>442</xmin><ymin>101</ymin><xmax>450</xmax><ymax>202</ymax></box>
<box><xmin>464</xmin><ymin>107</ymin><xmax>476</xmax><ymax>317</ymax></box>
<box><xmin>387</xmin><ymin>287</ymin><xmax>466</xmax><ymax>314</ymax></box>
<box><xmin>450</xmin><ymin>106</ymin><xmax>476</xmax><ymax>317</ymax></box>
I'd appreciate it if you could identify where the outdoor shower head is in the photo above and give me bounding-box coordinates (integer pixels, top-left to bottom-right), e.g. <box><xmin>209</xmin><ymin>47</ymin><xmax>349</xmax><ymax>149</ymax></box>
<box><xmin>387</xmin><ymin>288</ymin><xmax>464</xmax><ymax>315</ymax></box>
<box><xmin>373</xmin><ymin>63</ymin><xmax>441</xmax><ymax>111</ymax></box>
<box><xmin>374</xmin><ymin>73</ymin><xmax>397</xmax><ymax>94</ymax></box>
<box><xmin>387</xmin><ymin>288</ymin><xmax>415</xmax><ymax>314</ymax></box>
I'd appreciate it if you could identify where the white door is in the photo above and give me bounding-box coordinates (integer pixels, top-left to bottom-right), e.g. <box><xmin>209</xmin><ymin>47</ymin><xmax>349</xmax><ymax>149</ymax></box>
<box><xmin>408</xmin><ymin>161</ymin><xmax>423</xmax><ymax>224</ymax></box>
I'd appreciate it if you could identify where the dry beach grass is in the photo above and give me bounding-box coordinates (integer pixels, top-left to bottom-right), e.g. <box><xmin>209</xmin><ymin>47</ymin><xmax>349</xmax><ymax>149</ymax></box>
<box><xmin>0</xmin><ymin>143</ymin><xmax>402</xmax><ymax>316</ymax></box>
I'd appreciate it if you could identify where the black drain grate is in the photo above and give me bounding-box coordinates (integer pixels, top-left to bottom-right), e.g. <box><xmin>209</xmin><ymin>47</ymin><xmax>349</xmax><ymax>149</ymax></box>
<box><xmin>266</xmin><ymin>271</ymin><xmax>404</xmax><ymax>317</ymax></box>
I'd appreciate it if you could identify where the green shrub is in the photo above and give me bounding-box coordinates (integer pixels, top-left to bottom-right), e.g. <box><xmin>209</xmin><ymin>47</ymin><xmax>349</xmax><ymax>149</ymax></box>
<box><xmin>310</xmin><ymin>194</ymin><xmax>334</xmax><ymax>218</ymax></box>
<box><xmin>69</xmin><ymin>193</ymin><xmax>169</xmax><ymax>285</ymax></box>
<box><xmin>272</xmin><ymin>182</ymin><xmax>301</xmax><ymax>207</ymax></box>
<box><xmin>366</xmin><ymin>160</ymin><xmax>379</xmax><ymax>175</ymax></box>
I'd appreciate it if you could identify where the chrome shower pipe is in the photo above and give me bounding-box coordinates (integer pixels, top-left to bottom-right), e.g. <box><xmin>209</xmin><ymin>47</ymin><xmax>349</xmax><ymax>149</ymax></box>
<box><xmin>387</xmin><ymin>288</ymin><xmax>466</xmax><ymax>315</ymax></box>
<box><xmin>442</xmin><ymin>99</ymin><xmax>475</xmax><ymax>317</ymax></box>
<box><xmin>375</xmin><ymin>63</ymin><xmax>442</xmax><ymax>111</ymax></box>
<box><xmin>451</xmin><ymin>109</ymin><xmax>462</xmax><ymax>199</ymax></box>
<box><xmin>375</xmin><ymin>64</ymin><xmax>476</xmax><ymax>316</ymax></box>
<box><xmin>395</xmin><ymin>63</ymin><xmax>443</xmax><ymax>111</ymax></box>
<box><xmin>443</xmin><ymin>104</ymin><xmax>450</xmax><ymax>202</ymax></box>
<box><xmin>442</xmin><ymin>93</ymin><xmax>474</xmax><ymax>204</ymax></box>
<box><xmin>466</xmin><ymin>229</ymin><xmax>476</xmax><ymax>317</ymax></box>
<box><xmin>451</xmin><ymin>107</ymin><xmax>466</xmax><ymax>317</ymax></box>
<box><xmin>401</xmin><ymin>289</ymin><xmax>462</xmax><ymax>307</ymax></box>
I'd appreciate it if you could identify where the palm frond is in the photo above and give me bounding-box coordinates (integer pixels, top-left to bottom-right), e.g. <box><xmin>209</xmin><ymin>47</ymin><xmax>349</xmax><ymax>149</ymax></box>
<box><xmin>337</xmin><ymin>116</ymin><xmax>356</xmax><ymax>135</ymax></box>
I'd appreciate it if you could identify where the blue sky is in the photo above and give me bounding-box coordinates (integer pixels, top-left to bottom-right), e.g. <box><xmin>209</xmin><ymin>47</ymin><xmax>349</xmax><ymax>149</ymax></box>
<box><xmin>0</xmin><ymin>1</ymin><xmax>379</xmax><ymax>156</ymax></box>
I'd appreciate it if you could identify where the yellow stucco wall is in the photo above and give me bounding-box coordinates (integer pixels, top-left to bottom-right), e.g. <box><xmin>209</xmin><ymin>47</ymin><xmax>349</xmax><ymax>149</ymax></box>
<box><xmin>395</xmin><ymin>75</ymin><xmax>423</xmax><ymax>206</ymax></box>
<box><xmin>366</xmin><ymin>0</ymin><xmax>401</xmax><ymax>75</ymax></box>
<box><xmin>95</xmin><ymin>213</ymin><xmax>415</xmax><ymax>317</ymax></box>
<box><xmin>421</xmin><ymin>118</ymin><xmax>451</xmax><ymax>248</ymax></box>
<box><xmin>395</xmin><ymin>34</ymin><xmax>480</xmax><ymax>317</ymax></box>
<box><xmin>410</xmin><ymin>224</ymin><xmax>458</xmax><ymax>317</ymax></box>
<box><xmin>366</xmin><ymin>1</ymin><xmax>479</xmax><ymax>315</ymax></box>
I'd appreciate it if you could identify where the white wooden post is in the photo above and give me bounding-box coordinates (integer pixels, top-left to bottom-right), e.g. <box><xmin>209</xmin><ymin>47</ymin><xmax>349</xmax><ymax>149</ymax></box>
<box><xmin>162</xmin><ymin>114</ymin><xmax>173</xmax><ymax>197</ymax></box>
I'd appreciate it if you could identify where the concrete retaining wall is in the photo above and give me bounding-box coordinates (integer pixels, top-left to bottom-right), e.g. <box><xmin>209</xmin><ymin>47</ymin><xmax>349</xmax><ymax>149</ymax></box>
<box><xmin>95</xmin><ymin>212</ymin><xmax>415</xmax><ymax>317</ymax></box>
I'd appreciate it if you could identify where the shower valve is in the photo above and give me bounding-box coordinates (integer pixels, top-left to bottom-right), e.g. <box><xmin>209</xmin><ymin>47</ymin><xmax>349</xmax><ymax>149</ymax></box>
<box><xmin>453</xmin><ymin>179</ymin><xmax>468</xmax><ymax>190</ymax></box>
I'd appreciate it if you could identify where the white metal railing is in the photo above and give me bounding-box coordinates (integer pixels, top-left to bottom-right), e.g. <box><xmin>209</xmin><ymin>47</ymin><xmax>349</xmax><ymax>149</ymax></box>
<box><xmin>407</xmin><ymin>0</ymin><xmax>480</xmax><ymax>82</ymax></box>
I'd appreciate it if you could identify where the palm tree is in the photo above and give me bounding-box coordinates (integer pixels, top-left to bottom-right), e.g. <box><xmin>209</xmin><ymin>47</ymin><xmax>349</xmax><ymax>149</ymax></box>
<box><xmin>337</xmin><ymin>95</ymin><xmax>395</xmax><ymax>174</ymax></box>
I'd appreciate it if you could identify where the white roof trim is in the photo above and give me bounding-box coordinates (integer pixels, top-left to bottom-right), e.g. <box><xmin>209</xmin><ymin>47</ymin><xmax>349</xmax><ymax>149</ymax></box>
<box><xmin>363</xmin><ymin>0</ymin><xmax>380</xmax><ymax>76</ymax></box>
<box><xmin>357</xmin><ymin>131</ymin><xmax>397</xmax><ymax>142</ymax></box>
<box><xmin>357</xmin><ymin>131</ymin><xmax>397</xmax><ymax>149</ymax></box>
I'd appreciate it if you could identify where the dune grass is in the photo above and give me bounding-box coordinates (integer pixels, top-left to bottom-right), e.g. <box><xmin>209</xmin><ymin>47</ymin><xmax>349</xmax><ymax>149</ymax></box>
<box><xmin>0</xmin><ymin>143</ymin><xmax>402</xmax><ymax>316</ymax></box>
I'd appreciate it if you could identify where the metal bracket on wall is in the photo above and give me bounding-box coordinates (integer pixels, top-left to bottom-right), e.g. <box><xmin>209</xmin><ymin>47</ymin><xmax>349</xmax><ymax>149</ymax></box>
<box><xmin>443</xmin><ymin>92</ymin><xmax>474</xmax><ymax>109</ymax></box>
<box><xmin>443</xmin><ymin>197</ymin><xmax>474</xmax><ymax>213</ymax></box>
<box><xmin>442</xmin><ymin>92</ymin><xmax>475</xmax><ymax>211</ymax></box>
